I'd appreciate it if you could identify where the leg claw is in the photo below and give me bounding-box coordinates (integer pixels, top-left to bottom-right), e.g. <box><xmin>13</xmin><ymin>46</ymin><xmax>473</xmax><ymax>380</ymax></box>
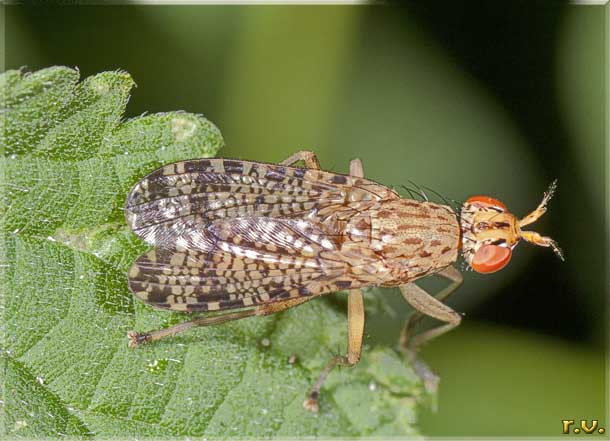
<box><xmin>127</xmin><ymin>330</ymin><xmax>149</xmax><ymax>349</ymax></box>
<box><xmin>303</xmin><ymin>397</ymin><xmax>319</xmax><ymax>413</ymax></box>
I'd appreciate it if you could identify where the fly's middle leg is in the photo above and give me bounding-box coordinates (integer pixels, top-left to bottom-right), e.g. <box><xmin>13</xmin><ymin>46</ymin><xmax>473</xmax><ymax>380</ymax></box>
<box><xmin>301</xmin><ymin>156</ymin><xmax>367</xmax><ymax>412</ymax></box>
<box><xmin>303</xmin><ymin>289</ymin><xmax>365</xmax><ymax>413</ymax></box>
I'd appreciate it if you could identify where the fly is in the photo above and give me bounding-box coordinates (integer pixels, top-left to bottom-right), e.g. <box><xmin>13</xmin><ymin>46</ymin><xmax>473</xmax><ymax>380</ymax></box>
<box><xmin>124</xmin><ymin>151</ymin><xmax>563</xmax><ymax>412</ymax></box>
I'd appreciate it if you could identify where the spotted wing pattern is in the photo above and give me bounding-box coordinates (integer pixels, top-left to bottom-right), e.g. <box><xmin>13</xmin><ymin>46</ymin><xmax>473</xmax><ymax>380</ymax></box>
<box><xmin>125</xmin><ymin>158</ymin><xmax>398</xmax><ymax>249</ymax></box>
<box><xmin>128</xmin><ymin>217</ymin><xmax>378</xmax><ymax>312</ymax></box>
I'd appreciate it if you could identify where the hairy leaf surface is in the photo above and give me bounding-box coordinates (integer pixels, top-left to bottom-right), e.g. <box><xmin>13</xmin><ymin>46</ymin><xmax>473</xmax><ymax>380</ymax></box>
<box><xmin>1</xmin><ymin>67</ymin><xmax>423</xmax><ymax>437</ymax></box>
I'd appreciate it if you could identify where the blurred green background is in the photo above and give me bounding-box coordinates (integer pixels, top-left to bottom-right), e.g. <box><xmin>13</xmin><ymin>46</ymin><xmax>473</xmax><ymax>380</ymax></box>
<box><xmin>4</xmin><ymin>3</ymin><xmax>607</xmax><ymax>437</ymax></box>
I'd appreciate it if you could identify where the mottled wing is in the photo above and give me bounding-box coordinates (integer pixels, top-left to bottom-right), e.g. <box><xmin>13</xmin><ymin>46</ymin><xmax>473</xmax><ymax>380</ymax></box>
<box><xmin>128</xmin><ymin>217</ymin><xmax>376</xmax><ymax>312</ymax></box>
<box><xmin>125</xmin><ymin>158</ymin><xmax>398</xmax><ymax>248</ymax></box>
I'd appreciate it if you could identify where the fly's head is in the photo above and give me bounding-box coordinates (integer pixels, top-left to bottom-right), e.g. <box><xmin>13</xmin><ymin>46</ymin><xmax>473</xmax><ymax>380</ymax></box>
<box><xmin>460</xmin><ymin>180</ymin><xmax>563</xmax><ymax>274</ymax></box>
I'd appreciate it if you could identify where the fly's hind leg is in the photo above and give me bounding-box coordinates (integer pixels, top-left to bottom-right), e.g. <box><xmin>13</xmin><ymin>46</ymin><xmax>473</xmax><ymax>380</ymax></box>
<box><xmin>399</xmin><ymin>265</ymin><xmax>463</xmax><ymax>393</ymax></box>
<box><xmin>280</xmin><ymin>150</ymin><xmax>321</xmax><ymax>169</ymax></box>
<box><xmin>128</xmin><ymin>297</ymin><xmax>312</xmax><ymax>348</ymax></box>
<box><xmin>303</xmin><ymin>289</ymin><xmax>364</xmax><ymax>413</ymax></box>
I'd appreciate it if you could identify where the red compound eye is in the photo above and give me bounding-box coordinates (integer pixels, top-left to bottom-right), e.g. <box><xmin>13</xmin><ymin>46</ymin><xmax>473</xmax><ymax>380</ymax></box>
<box><xmin>466</xmin><ymin>195</ymin><xmax>507</xmax><ymax>211</ymax></box>
<box><xmin>471</xmin><ymin>244</ymin><xmax>512</xmax><ymax>274</ymax></box>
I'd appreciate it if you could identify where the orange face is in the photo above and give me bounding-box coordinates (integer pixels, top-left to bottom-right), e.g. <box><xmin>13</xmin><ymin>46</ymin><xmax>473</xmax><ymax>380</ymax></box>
<box><xmin>460</xmin><ymin>196</ymin><xmax>519</xmax><ymax>273</ymax></box>
<box><xmin>460</xmin><ymin>183</ymin><xmax>563</xmax><ymax>274</ymax></box>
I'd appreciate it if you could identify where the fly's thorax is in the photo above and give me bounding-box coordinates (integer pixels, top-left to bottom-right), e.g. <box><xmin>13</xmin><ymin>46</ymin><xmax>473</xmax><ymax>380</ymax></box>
<box><xmin>368</xmin><ymin>199</ymin><xmax>460</xmax><ymax>284</ymax></box>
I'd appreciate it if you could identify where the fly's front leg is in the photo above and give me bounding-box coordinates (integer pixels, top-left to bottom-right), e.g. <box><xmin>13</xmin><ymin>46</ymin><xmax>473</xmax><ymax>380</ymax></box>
<box><xmin>303</xmin><ymin>289</ymin><xmax>364</xmax><ymax>413</ymax></box>
<box><xmin>399</xmin><ymin>266</ymin><xmax>463</xmax><ymax>393</ymax></box>
<box><xmin>400</xmin><ymin>265</ymin><xmax>463</xmax><ymax>350</ymax></box>
<box><xmin>280</xmin><ymin>150</ymin><xmax>321</xmax><ymax>169</ymax></box>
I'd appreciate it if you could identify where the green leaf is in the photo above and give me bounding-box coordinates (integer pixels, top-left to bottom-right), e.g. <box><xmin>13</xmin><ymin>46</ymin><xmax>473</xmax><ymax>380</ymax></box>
<box><xmin>1</xmin><ymin>66</ymin><xmax>424</xmax><ymax>437</ymax></box>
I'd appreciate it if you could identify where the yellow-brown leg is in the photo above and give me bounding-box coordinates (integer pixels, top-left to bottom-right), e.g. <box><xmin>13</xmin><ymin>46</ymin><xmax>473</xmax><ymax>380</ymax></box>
<box><xmin>349</xmin><ymin>158</ymin><xmax>363</xmax><ymax>177</ymax></box>
<box><xmin>301</xmin><ymin>157</ymin><xmax>366</xmax><ymax>412</ymax></box>
<box><xmin>398</xmin><ymin>265</ymin><xmax>463</xmax><ymax>393</ymax></box>
<box><xmin>301</xmin><ymin>156</ymin><xmax>367</xmax><ymax>412</ymax></box>
<box><xmin>399</xmin><ymin>265</ymin><xmax>463</xmax><ymax>351</ymax></box>
<box><xmin>303</xmin><ymin>289</ymin><xmax>365</xmax><ymax>413</ymax></box>
<box><xmin>280</xmin><ymin>150</ymin><xmax>321</xmax><ymax>169</ymax></box>
<box><xmin>128</xmin><ymin>297</ymin><xmax>312</xmax><ymax>348</ymax></box>
<box><xmin>255</xmin><ymin>297</ymin><xmax>312</xmax><ymax>316</ymax></box>
<box><xmin>518</xmin><ymin>179</ymin><xmax>556</xmax><ymax>227</ymax></box>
